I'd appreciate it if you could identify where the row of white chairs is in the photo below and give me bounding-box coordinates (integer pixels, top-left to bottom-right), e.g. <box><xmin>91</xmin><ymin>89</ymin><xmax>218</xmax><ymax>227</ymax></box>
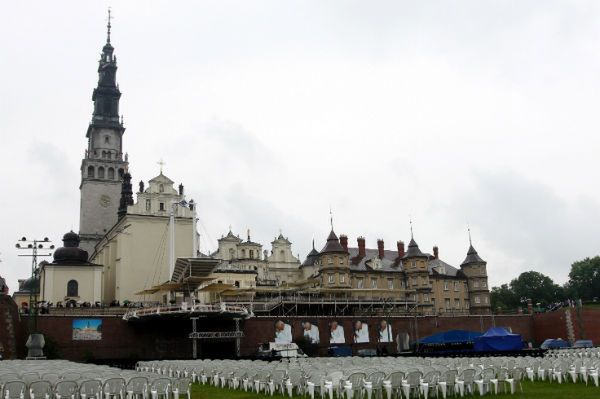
<box><xmin>0</xmin><ymin>361</ymin><xmax>190</xmax><ymax>399</ymax></box>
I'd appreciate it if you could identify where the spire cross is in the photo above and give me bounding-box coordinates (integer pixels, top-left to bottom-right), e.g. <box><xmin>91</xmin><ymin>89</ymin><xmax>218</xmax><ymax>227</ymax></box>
<box><xmin>106</xmin><ymin>7</ymin><xmax>113</xmax><ymax>44</ymax></box>
<box><xmin>329</xmin><ymin>206</ymin><xmax>334</xmax><ymax>230</ymax></box>
<box><xmin>157</xmin><ymin>159</ymin><xmax>166</xmax><ymax>174</ymax></box>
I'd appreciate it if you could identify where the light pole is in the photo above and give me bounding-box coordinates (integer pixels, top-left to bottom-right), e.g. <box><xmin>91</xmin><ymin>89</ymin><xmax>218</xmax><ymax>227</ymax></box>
<box><xmin>15</xmin><ymin>236</ymin><xmax>54</xmax><ymax>359</ymax></box>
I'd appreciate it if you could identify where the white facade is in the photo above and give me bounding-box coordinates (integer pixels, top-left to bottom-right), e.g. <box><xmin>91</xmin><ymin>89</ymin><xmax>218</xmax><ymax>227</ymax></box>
<box><xmin>92</xmin><ymin>172</ymin><xmax>195</xmax><ymax>303</ymax></box>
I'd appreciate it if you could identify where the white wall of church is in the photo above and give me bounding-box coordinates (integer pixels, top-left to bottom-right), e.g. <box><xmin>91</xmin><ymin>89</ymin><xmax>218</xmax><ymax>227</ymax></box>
<box><xmin>93</xmin><ymin>215</ymin><xmax>193</xmax><ymax>303</ymax></box>
<box><xmin>40</xmin><ymin>265</ymin><xmax>102</xmax><ymax>304</ymax></box>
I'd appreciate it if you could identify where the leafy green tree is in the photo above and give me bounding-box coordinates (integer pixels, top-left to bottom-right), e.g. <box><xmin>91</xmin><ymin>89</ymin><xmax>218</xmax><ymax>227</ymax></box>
<box><xmin>566</xmin><ymin>256</ymin><xmax>600</xmax><ymax>300</ymax></box>
<box><xmin>490</xmin><ymin>284</ymin><xmax>519</xmax><ymax>311</ymax></box>
<box><xmin>509</xmin><ymin>271</ymin><xmax>564</xmax><ymax>307</ymax></box>
<box><xmin>491</xmin><ymin>271</ymin><xmax>564</xmax><ymax>311</ymax></box>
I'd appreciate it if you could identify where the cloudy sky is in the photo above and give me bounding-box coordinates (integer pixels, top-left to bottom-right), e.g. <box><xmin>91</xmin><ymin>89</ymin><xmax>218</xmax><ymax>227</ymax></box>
<box><xmin>2</xmin><ymin>1</ymin><xmax>600</xmax><ymax>292</ymax></box>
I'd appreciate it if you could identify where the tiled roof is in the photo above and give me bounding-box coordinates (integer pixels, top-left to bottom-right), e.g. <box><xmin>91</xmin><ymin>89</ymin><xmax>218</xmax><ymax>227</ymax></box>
<box><xmin>461</xmin><ymin>244</ymin><xmax>486</xmax><ymax>265</ymax></box>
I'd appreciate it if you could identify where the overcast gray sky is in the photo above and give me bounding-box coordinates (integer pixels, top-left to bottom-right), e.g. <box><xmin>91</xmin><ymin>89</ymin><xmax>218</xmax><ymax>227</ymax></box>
<box><xmin>2</xmin><ymin>1</ymin><xmax>600</xmax><ymax>293</ymax></box>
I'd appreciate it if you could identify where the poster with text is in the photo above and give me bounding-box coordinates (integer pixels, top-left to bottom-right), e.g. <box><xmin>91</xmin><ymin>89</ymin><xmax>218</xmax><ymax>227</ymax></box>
<box><xmin>72</xmin><ymin>318</ymin><xmax>102</xmax><ymax>341</ymax></box>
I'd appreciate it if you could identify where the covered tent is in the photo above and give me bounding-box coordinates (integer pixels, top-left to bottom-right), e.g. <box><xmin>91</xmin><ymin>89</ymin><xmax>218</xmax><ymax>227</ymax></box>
<box><xmin>418</xmin><ymin>330</ymin><xmax>482</xmax><ymax>345</ymax></box>
<box><xmin>474</xmin><ymin>327</ymin><xmax>523</xmax><ymax>352</ymax></box>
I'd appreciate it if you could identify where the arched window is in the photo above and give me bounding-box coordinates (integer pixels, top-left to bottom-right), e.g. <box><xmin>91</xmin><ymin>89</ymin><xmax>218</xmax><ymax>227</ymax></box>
<box><xmin>107</xmin><ymin>152</ymin><xmax>112</xmax><ymax>160</ymax></box>
<box><xmin>229</xmin><ymin>248</ymin><xmax>234</xmax><ymax>259</ymax></box>
<box><xmin>105</xmin><ymin>136</ymin><xmax>110</xmax><ymax>144</ymax></box>
<box><xmin>101</xmin><ymin>151</ymin><xmax>107</xmax><ymax>159</ymax></box>
<box><xmin>67</xmin><ymin>280</ymin><xmax>78</xmax><ymax>297</ymax></box>
<box><xmin>107</xmin><ymin>167</ymin><xmax>115</xmax><ymax>180</ymax></box>
<box><xmin>118</xmin><ymin>168</ymin><xmax>124</xmax><ymax>178</ymax></box>
<box><xmin>98</xmin><ymin>166</ymin><xmax>105</xmax><ymax>179</ymax></box>
<box><xmin>159</xmin><ymin>184</ymin><xmax>164</xmax><ymax>193</ymax></box>
<box><xmin>87</xmin><ymin>166</ymin><xmax>95</xmax><ymax>178</ymax></box>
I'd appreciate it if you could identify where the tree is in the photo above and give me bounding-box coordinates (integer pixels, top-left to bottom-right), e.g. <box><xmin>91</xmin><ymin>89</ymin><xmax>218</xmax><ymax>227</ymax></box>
<box><xmin>490</xmin><ymin>284</ymin><xmax>519</xmax><ymax>311</ymax></box>
<box><xmin>509</xmin><ymin>271</ymin><xmax>564</xmax><ymax>307</ymax></box>
<box><xmin>491</xmin><ymin>271</ymin><xmax>565</xmax><ymax>311</ymax></box>
<box><xmin>566</xmin><ymin>256</ymin><xmax>600</xmax><ymax>300</ymax></box>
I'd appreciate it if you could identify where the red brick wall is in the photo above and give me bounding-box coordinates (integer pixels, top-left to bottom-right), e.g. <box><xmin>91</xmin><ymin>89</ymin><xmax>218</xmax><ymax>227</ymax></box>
<box><xmin>532</xmin><ymin>308</ymin><xmax>600</xmax><ymax>344</ymax></box>
<box><xmin>0</xmin><ymin>295</ymin><xmax>23</xmax><ymax>359</ymax></box>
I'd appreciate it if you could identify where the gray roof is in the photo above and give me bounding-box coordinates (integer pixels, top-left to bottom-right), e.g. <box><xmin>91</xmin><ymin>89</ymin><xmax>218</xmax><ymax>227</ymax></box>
<box><xmin>348</xmin><ymin>248</ymin><xmax>403</xmax><ymax>272</ymax></box>
<box><xmin>461</xmin><ymin>245</ymin><xmax>486</xmax><ymax>265</ymax></box>
<box><xmin>427</xmin><ymin>258</ymin><xmax>463</xmax><ymax>278</ymax></box>
<box><xmin>320</xmin><ymin>230</ymin><xmax>346</xmax><ymax>254</ymax></box>
<box><xmin>402</xmin><ymin>238</ymin><xmax>428</xmax><ymax>259</ymax></box>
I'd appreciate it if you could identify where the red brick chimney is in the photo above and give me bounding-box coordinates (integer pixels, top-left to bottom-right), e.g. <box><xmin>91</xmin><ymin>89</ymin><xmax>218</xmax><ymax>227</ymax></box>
<box><xmin>397</xmin><ymin>241</ymin><xmax>405</xmax><ymax>258</ymax></box>
<box><xmin>340</xmin><ymin>234</ymin><xmax>348</xmax><ymax>252</ymax></box>
<box><xmin>433</xmin><ymin>246</ymin><xmax>439</xmax><ymax>259</ymax></box>
<box><xmin>377</xmin><ymin>239</ymin><xmax>385</xmax><ymax>259</ymax></box>
<box><xmin>357</xmin><ymin>237</ymin><xmax>366</xmax><ymax>258</ymax></box>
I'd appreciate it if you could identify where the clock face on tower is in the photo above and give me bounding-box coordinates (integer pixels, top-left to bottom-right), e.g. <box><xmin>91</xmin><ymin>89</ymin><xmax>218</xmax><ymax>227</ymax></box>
<box><xmin>99</xmin><ymin>195</ymin><xmax>111</xmax><ymax>208</ymax></box>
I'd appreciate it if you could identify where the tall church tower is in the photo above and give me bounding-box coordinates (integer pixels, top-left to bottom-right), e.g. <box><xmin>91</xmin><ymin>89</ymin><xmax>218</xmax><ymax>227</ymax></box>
<box><xmin>79</xmin><ymin>12</ymin><xmax>128</xmax><ymax>256</ymax></box>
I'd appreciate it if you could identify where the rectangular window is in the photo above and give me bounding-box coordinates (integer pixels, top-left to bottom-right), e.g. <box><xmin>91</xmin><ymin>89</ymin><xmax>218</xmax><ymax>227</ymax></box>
<box><xmin>455</xmin><ymin>299</ymin><xmax>460</xmax><ymax>309</ymax></box>
<box><xmin>328</xmin><ymin>274</ymin><xmax>334</xmax><ymax>284</ymax></box>
<box><xmin>484</xmin><ymin>296</ymin><xmax>489</xmax><ymax>304</ymax></box>
<box><xmin>445</xmin><ymin>299</ymin><xmax>451</xmax><ymax>309</ymax></box>
<box><xmin>482</xmin><ymin>281</ymin><xmax>487</xmax><ymax>288</ymax></box>
<box><xmin>388</xmin><ymin>279</ymin><xmax>394</xmax><ymax>290</ymax></box>
<box><xmin>475</xmin><ymin>296</ymin><xmax>481</xmax><ymax>304</ymax></box>
<box><xmin>474</xmin><ymin>281</ymin><xmax>479</xmax><ymax>288</ymax></box>
<box><xmin>371</xmin><ymin>278</ymin><xmax>377</xmax><ymax>288</ymax></box>
<box><xmin>357</xmin><ymin>278</ymin><xmax>364</xmax><ymax>289</ymax></box>
<box><xmin>444</xmin><ymin>281</ymin><xmax>449</xmax><ymax>291</ymax></box>
<box><xmin>454</xmin><ymin>281</ymin><xmax>459</xmax><ymax>291</ymax></box>
<box><xmin>249</xmin><ymin>250</ymin><xmax>254</xmax><ymax>259</ymax></box>
<box><xmin>159</xmin><ymin>202</ymin><xmax>165</xmax><ymax>211</ymax></box>
<box><xmin>412</xmin><ymin>277</ymin><xmax>417</xmax><ymax>286</ymax></box>
<box><xmin>431</xmin><ymin>298</ymin><xmax>436</xmax><ymax>307</ymax></box>
<box><xmin>465</xmin><ymin>301</ymin><xmax>470</xmax><ymax>309</ymax></box>
<box><xmin>424</xmin><ymin>293</ymin><xmax>429</xmax><ymax>302</ymax></box>
<box><xmin>145</xmin><ymin>199</ymin><xmax>151</xmax><ymax>211</ymax></box>
<box><xmin>340</xmin><ymin>274</ymin><xmax>345</xmax><ymax>283</ymax></box>
<box><xmin>411</xmin><ymin>261</ymin><xmax>416</xmax><ymax>268</ymax></box>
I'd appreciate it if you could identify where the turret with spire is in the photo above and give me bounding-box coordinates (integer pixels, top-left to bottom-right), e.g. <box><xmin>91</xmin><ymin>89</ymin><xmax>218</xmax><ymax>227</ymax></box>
<box><xmin>459</xmin><ymin>227</ymin><xmax>491</xmax><ymax>313</ymax></box>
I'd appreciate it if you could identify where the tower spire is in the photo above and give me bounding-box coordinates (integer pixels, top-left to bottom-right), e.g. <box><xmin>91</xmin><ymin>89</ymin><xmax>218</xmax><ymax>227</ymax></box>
<box><xmin>329</xmin><ymin>206</ymin><xmax>334</xmax><ymax>230</ymax></box>
<box><xmin>106</xmin><ymin>7</ymin><xmax>113</xmax><ymax>44</ymax></box>
<box><xmin>468</xmin><ymin>225</ymin><xmax>472</xmax><ymax>246</ymax></box>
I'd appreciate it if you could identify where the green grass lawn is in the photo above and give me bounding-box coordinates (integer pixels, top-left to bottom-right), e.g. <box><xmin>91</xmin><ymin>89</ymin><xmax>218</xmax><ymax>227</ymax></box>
<box><xmin>191</xmin><ymin>380</ymin><xmax>600</xmax><ymax>399</ymax></box>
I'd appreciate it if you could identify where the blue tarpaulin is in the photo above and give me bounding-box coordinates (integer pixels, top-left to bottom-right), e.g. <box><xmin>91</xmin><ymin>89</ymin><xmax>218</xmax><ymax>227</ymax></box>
<box><xmin>474</xmin><ymin>327</ymin><xmax>523</xmax><ymax>351</ymax></box>
<box><xmin>418</xmin><ymin>330</ymin><xmax>482</xmax><ymax>345</ymax></box>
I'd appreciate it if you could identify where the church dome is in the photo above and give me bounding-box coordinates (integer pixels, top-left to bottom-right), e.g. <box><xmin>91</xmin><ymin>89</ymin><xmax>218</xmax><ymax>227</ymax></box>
<box><xmin>53</xmin><ymin>231</ymin><xmax>89</xmax><ymax>264</ymax></box>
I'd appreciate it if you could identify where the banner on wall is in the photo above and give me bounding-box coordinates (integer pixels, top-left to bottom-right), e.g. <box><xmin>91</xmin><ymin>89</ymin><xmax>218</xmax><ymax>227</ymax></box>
<box><xmin>301</xmin><ymin>320</ymin><xmax>320</xmax><ymax>344</ymax></box>
<box><xmin>329</xmin><ymin>320</ymin><xmax>345</xmax><ymax>344</ymax></box>
<box><xmin>72</xmin><ymin>318</ymin><xmax>102</xmax><ymax>341</ymax></box>
<box><xmin>377</xmin><ymin>319</ymin><xmax>393</xmax><ymax>343</ymax></box>
<box><xmin>274</xmin><ymin>319</ymin><xmax>293</xmax><ymax>344</ymax></box>
<box><xmin>353</xmin><ymin>320</ymin><xmax>370</xmax><ymax>343</ymax></box>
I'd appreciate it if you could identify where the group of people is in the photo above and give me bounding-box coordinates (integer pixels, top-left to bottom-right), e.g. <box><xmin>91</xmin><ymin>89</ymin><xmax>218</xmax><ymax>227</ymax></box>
<box><xmin>274</xmin><ymin>319</ymin><xmax>395</xmax><ymax>345</ymax></box>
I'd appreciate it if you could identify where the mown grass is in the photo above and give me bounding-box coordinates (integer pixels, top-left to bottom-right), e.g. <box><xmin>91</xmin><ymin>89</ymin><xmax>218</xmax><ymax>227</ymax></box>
<box><xmin>191</xmin><ymin>380</ymin><xmax>600</xmax><ymax>399</ymax></box>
